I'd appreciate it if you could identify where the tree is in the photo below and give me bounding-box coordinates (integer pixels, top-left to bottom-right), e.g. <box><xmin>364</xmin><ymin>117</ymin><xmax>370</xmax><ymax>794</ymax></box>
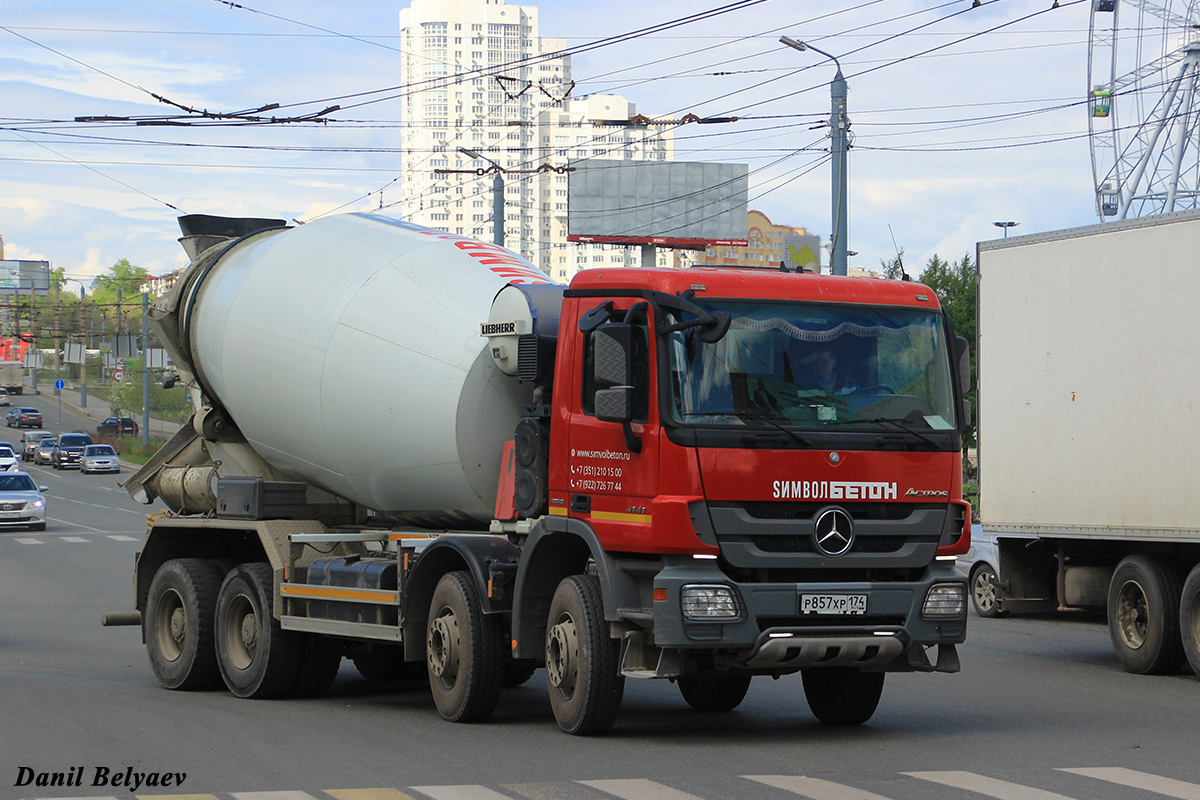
<box><xmin>90</xmin><ymin>258</ymin><xmax>151</xmax><ymax>333</ymax></box>
<box><xmin>879</xmin><ymin>251</ymin><xmax>909</xmax><ymax>281</ymax></box>
<box><xmin>918</xmin><ymin>253</ymin><xmax>978</xmax><ymax>451</ymax></box>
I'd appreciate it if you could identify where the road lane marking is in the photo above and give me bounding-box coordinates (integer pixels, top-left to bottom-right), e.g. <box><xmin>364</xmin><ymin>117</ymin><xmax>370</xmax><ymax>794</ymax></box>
<box><xmin>327</xmin><ymin>790</ymin><xmax>417</xmax><ymax>800</ymax></box>
<box><xmin>746</xmin><ymin>775</ymin><xmax>894</xmax><ymax>800</ymax></box>
<box><xmin>47</xmin><ymin>517</ymin><xmax>108</xmax><ymax>532</ymax></box>
<box><xmin>905</xmin><ymin>771</ymin><xmax>1078</xmax><ymax>800</ymax></box>
<box><xmin>61</xmin><ymin>536</ymin><xmax>90</xmax><ymax>543</ymax></box>
<box><xmin>503</xmin><ymin>782</ymin><xmax>616</xmax><ymax>800</ymax></box>
<box><xmin>411</xmin><ymin>788</ymin><xmax>516</xmax><ymax>800</ymax></box>
<box><xmin>233</xmin><ymin>793</ymin><xmax>324</xmax><ymax>800</ymax></box>
<box><xmin>136</xmin><ymin>795</ymin><xmax>219</xmax><ymax>800</ymax></box>
<box><xmin>14</xmin><ymin>537</ymin><xmax>43</xmax><ymax>544</ymax></box>
<box><xmin>1059</xmin><ymin>768</ymin><xmax>1200</xmax><ymax>799</ymax></box>
<box><xmin>580</xmin><ymin>780</ymin><xmax>705</xmax><ymax>800</ymax></box>
<box><xmin>108</xmin><ymin>535</ymin><xmax>138</xmax><ymax>541</ymax></box>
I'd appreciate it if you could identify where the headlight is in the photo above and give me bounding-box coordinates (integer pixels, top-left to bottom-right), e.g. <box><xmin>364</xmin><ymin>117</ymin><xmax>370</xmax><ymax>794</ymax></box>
<box><xmin>922</xmin><ymin>583</ymin><xmax>966</xmax><ymax>618</ymax></box>
<box><xmin>31</xmin><ymin>499</ymin><xmax>44</xmax><ymax>509</ymax></box>
<box><xmin>680</xmin><ymin>585</ymin><xmax>742</xmax><ymax>621</ymax></box>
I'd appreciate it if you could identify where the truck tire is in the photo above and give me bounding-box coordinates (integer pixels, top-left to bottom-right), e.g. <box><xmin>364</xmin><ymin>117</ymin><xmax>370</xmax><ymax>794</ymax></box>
<box><xmin>545</xmin><ymin>574</ymin><xmax>624</xmax><ymax>735</ymax></box>
<box><xmin>144</xmin><ymin>558</ymin><xmax>223</xmax><ymax>690</ymax></box>
<box><xmin>1178</xmin><ymin>565</ymin><xmax>1200</xmax><ymax>678</ymax></box>
<box><xmin>503</xmin><ymin>655</ymin><xmax>539</xmax><ymax>688</ymax></box>
<box><xmin>1107</xmin><ymin>554</ymin><xmax>1185</xmax><ymax>675</ymax></box>
<box><xmin>970</xmin><ymin>564</ymin><xmax>1008</xmax><ymax>618</ymax></box>
<box><xmin>426</xmin><ymin>570</ymin><xmax>503</xmax><ymax>722</ymax></box>
<box><xmin>290</xmin><ymin>634</ymin><xmax>343</xmax><ymax>697</ymax></box>
<box><xmin>214</xmin><ymin>563</ymin><xmax>301</xmax><ymax>698</ymax></box>
<box><xmin>802</xmin><ymin>667</ymin><xmax>885</xmax><ymax>725</ymax></box>
<box><xmin>678</xmin><ymin>676</ymin><xmax>752</xmax><ymax>711</ymax></box>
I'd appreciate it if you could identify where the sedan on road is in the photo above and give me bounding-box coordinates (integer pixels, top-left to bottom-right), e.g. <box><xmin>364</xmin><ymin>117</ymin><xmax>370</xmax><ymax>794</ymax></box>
<box><xmin>51</xmin><ymin>433</ymin><xmax>93</xmax><ymax>470</ymax></box>
<box><xmin>6</xmin><ymin>407</ymin><xmax>43</xmax><ymax>428</ymax></box>
<box><xmin>0</xmin><ymin>443</ymin><xmax>18</xmax><ymax>472</ymax></box>
<box><xmin>0</xmin><ymin>471</ymin><xmax>47</xmax><ymax>531</ymax></box>
<box><xmin>97</xmin><ymin>416</ymin><xmax>139</xmax><ymax>437</ymax></box>
<box><xmin>34</xmin><ymin>437</ymin><xmax>57</xmax><ymax>466</ymax></box>
<box><xmin>81</xmin><ymin>444</ymin><xmax>120</xmax><ymax>475</ymax></box>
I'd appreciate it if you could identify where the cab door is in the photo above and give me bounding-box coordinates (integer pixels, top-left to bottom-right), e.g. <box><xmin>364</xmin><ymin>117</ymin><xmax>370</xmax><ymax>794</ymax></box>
<box><xmin>565</xmin><ymin>300</ymin><xmax>660</xmax><ymax>552</ymax></box>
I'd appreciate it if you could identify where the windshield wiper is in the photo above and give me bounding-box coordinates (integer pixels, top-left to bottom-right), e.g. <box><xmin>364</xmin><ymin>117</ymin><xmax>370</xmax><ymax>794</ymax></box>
<box><xmin>679</xmin><ymin>410</ymin><xmax>813</xmax><ymax>447</ymax></box>
<box><xmin>817</xmin><ymin>415</ymin><xmax>940</xmax><ymax>448</ymax></box>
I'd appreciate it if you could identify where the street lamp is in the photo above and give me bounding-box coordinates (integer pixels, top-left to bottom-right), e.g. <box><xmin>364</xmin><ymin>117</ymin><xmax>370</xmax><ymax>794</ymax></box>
<box><xmin>781</xmin><ymin>35</ymin><xmax>850</xmax><ymax>276</ymax></box>
<box><xmin>458</xmin><ymin>148</ymin><xmax>505</xmax><ymax>247</ymax></box>
<box><xmin>993</xmin><ymin>221</ymin><xmax>1019</xmax><ymax>238</ymax></box>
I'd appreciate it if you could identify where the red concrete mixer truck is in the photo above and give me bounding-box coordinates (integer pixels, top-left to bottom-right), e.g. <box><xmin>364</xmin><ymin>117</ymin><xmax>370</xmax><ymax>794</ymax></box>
<box><xmin>110</xmin><ymin>212</ymin><xmax>972</xmax><ymax>735</ymax></box>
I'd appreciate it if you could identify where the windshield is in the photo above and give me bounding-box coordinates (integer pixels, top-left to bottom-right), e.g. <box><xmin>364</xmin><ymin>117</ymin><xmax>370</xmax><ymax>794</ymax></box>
<box><xmin>668</xmin><ymin>300</ymin><xmax>958</xmax><ymax>431</ymax></box>
<box><xmin>86</xmin><ymin>446</ymin><xmax>116</xmax><ymax>456</ymax></box>
<box><xmin>60</xmin><ymin>435</ymin><xmax>91</xmax><ymax>447</ymax></box>
<box><xmin>0</xmin><ymin>474</ymin><xmax>37</xmax><ymax>492</ymax></box>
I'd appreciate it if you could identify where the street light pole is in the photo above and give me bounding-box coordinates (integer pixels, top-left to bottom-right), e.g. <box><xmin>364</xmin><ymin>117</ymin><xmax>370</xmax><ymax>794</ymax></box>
<box><xmin>993</xmin><ymin>221</ymin><xmax>1020</xmax><ymax>238</ymax></box>
<box><xmin>781</xmin><ymin>36</ymin><xmax>850</xmax><ymax>276</ymax></box>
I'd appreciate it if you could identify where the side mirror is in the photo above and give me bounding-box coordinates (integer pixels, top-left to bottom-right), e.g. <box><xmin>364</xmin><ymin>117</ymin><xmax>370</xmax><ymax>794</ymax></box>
<box><xmin>961</xmin><ymin>399</ymin><xmax>972</xmax><ymax>427</ymax></box>
<box><xmin>954</xmin><ymin>335</ymin><xmax>971</xmax><ymax>391</ymax></box>
<box><xmin>593</xmin><ymin>324</ymin><xmax>634</xmax><ymax>424</ymax></box>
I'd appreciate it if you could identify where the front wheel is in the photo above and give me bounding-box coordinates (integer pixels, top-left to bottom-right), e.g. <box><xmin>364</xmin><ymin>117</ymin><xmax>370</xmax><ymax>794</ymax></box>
<box><xmin>214</xmin><ymin>563</ymin><xmax>300</xmax><ymax>698</ymax></box>
<box><xmin>1108</xmin><ymin>554</ymin><xmax>1185</xmax><ymax>675</ymax></box>
<box><xmin>426</xmin><ymin>570</ymin><xmax>502</xmax><ymax>722</ymax></box>
<box><xmin>678</xmin><ymin>675</ymin><xmax>752</xmax><ymax>711</ymax></box>
<box><xmin>545</xmin><ymin>574</ymin><xmax>624</xmax><ymax>735</ymax></box>
<box><xmin>802</xmin><ymin>668</ymin><xmax>885</xmax><ymax>725</ymax></box>
<box><xmin>970</xmin><ymin>564</ymin><xmax>1008</xmax><ymax>618</ymax></box>
<box><xmin>144</xmin><ymin>558</ymin><xmax>223</xmax><ymax>690</ymax></box>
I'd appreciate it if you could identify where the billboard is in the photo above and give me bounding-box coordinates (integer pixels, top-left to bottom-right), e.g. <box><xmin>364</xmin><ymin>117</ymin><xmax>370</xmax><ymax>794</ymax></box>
<box><xmin>0</xmin><ymin>260</ymin><xmax>51</xmax><ymax>296</ymax></box>
<box><xmin>568</xmin><ymin>160</ymin><xmax>748</xmax><ymax>248</ymax></box>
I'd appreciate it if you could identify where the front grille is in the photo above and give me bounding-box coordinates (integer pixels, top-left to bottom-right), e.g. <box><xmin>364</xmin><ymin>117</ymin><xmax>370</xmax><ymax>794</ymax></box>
<box><xmin>757</xmin><ymin>615</ymin><xmax>907</xmax><ymax>631</ymax></box>
<box><xmin>740</xmin><ymin>501</ymin><xmax>938</xmax><ymax>521</ymax></box>
<box><xmin>734</xmin><ymin>534</ymin><xmax>915</xmax><ymax>554</ymax></box>
<box><xmin>0</xmin><ymin>502</ymin><xmax>26</xmax><ymax>511</ymax></box>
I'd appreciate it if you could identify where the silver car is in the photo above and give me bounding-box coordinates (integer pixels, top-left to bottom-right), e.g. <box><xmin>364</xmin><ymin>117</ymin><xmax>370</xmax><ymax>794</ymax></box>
<box><xmin>81</xmin><ymin>444</ymin><xmax>120</xmax><ymax>475</ymax></box>
<box><xmin>0</xmin><ymin>472</ymin><xmax>47</xmax><ymax>531</ymax></box>
<box><xmin>0</xmin><ymin>443</ymin><xmax>18</xmax><ymax>472</ymax></box>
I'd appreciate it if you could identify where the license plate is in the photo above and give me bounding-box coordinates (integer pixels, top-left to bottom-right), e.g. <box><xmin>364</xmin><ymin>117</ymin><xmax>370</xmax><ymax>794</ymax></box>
<box><xmin>801</xmin><ymin>594</ymin><xmax>867</xmax><ymax>615</ymax></box>
<box><xmin>0</xmin><ymin>511</ymin><xmax>22</xmax><ymax>519</ymax></box>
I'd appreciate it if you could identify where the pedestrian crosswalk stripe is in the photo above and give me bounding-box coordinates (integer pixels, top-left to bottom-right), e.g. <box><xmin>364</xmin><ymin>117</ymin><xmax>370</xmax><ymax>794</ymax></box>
<box><xmin>580</xmin><ymin>779</ymin><xmax>705</xmax><ymax>800</ymax></box>
<box><xmin>326</xmin><ymin>790</ymin><xmax>417</xmax><ymax>800</ymax></box>
<box><xmin>109</xmin><ymin>534</ymin><xmax>138</xmax><ymax>541</ymax></box>
<box><xmin>61</xmin><ymin>536</ymin><xmax>89</xmax><ymax>543</ymax></box>
<box><xmin>1058</xmin><ymin>768</ymin><xmax>1200</xmax><ymax>799</ymax></box>
<box><xmin>502</xmin><ymin>782</ymin><xmax>614</xmax><ymax>800</ymax></box>
<box><xmin>905</xmin><ymin>771</ymin><xmax>1077</xmax><ymax>800</ymax></box>
<box><xmin>136</xmin><ymin>795</ymin><xmax>219</xmax><ymax>800</ymax></box>
<box><xmin>233</xmin><ymin>793</ymin><xmax>323</xmax><ymax>800</ymax></box>
<box><xmin>746</xmin><ymin>774</ymin><xmax>893</xmax><ymax>800</ymax></box>
<box><xmin>410</xmin><ymin>787</ymin><xmax>515</xmax><ymax>800</ymax></box>
<box><xmin>14</xmin><ymin>537</ymin><xmax>42</xmax><ymax>544</ymax></box>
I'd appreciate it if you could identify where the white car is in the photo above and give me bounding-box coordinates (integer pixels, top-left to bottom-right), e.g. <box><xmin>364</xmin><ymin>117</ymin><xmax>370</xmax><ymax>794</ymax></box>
<box><xmin>81</xmin><ymin>444</ymin><xmax>120</xmax><ymax>474</ymax></box>
<box><xmin>0</xmin><ymin>471</ymin><xmax>47</xmax><ymax>531</ymax></box>
<box><xmin>0</xmin><ymin>388</ymin><xmax>9</xmax><ymax>406</ymax></box>
<box><xmin>0</xmin><ymin>443</ymin><xmax>19</xmax><ymax>472</ymax></box>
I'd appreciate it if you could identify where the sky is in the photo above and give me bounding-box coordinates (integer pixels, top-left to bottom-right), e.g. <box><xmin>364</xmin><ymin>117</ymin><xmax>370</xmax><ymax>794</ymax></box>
<box><xmin>0</xmin><ymin>0</ymin><xmax>1125</xmax><ymax>286</ymax></box>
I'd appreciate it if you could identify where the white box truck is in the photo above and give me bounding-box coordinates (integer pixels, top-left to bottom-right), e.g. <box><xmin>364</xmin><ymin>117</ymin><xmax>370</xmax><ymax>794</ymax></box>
<box><xmin>977</xmin><ymin>208</ymin><xmax>1200</xmax><ymax>678</ymax></box>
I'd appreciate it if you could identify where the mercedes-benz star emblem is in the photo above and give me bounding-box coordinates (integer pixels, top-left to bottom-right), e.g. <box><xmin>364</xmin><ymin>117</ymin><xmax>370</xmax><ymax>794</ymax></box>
<box><xmin>814</xmin><ymin>508</ymin><xmax>854</xmax><ymax>557</ymax></box>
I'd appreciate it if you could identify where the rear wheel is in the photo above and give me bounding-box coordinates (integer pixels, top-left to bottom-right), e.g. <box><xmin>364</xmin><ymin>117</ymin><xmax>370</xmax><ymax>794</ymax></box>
<box><xmin>290</xmin><ymin>634</ymin><xmax>343</xmax><ymax>697</ymax></box>
<box><xmin>426</xmin><ymin>570</ymin><xmax>503</xmax><ymax>722</ymax></box>
<box><xmin>545</xmin><ymin>574</ymin><xmax>624</xmax><ymax>735</ymax></box>
<box><xmin>215</xmin><ymin>563</ymin><xmax>300</xmax><ymax>698</ymax></box>
<box><xmin>144</xmin><ymin>558</ymin><xmax>223</xmax><ymax>690</ymax></box>
<box><xmin>802</xmin><ymin>667</ymin><xmax>885</xmax><ymax>725</ymax></box>
<box><xmin>678</xmin><ymin>675</ymin><xmax>752</xmax><ymax>711</ymax></box>
<box><xmin>1108</xmin><ymin>554</ymin><xmax>1185</xmax><ymax>674</ymax></box>
<box><xmin>970</xmin><ymin>564</ymin><xmax>1008</xmax><ymax>618</ymax></box>
<box><xmin>1177</xmin><ymin>565</ymin><xmax>1200</xmax><ymax>678</ymax></box>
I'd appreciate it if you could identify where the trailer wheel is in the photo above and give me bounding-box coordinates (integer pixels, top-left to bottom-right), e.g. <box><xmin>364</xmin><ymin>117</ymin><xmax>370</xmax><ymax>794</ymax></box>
<box><xmin>426</xmin><ymin>570</ymin><xmax>502</xmax><ymax>722</ymax></box>
<box><xmin>678</xmin><ymin>676</ymin><xmax>752</xmax><ymax>711</ymax></box>
<box><xmin>802</xmin><ymin>668</ymin><xmax>885</xmax><ymax>725</ymax></box>
<box><xmin>545</xmin><ymin>574</ymin><xmax>624</xmax><ymax>735</ymax></box>
<box><xmin>970</xmin><ymin>564</ymin><xmax>1008</xmax><ymax>618</ymax></box>
<box><xmin>144</xmin><ymin>558</ymin><xmax>223</xmax><ymax>690</ymax></box>
<box><xmin>1178</xmin><ymin>565</ymin><xmax>1200</xmax><ymax>678</ymax></box>
<box><xmin>1108</xmin><ymin>554</ymin><xmax>1186</xmax><ymax>675</ymax></box>
<box><xmin>214</xmin><ymin>563</ymin><xmax>300</xmax><ymax>698</ymax></box>
<box><xmin>290</xmin><ymin>634</ymin><xmax>343</xmax><ymax>697</ymax></box>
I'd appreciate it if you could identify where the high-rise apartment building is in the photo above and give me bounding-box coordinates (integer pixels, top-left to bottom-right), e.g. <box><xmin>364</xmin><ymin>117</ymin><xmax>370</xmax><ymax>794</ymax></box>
<box><xmin>398</xmin><ymin>0</ymin><xmax>681</xmax><ymax>282</ymax></box>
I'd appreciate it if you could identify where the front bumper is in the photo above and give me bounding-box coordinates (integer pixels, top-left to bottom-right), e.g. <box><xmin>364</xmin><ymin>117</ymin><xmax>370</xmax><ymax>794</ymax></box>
<box><xmin>649</xmin><ymin>556</ymin><xmax>966</xmax><ymax>672</ymax></box>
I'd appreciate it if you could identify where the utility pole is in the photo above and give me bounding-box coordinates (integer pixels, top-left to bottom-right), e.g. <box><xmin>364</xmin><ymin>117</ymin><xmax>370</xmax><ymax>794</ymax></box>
<box><xmin>142</xmin><ymin>291</ymin><xmax>150</xmax><ymax>447</ymax></box>
<box><xmin>80</xmin><ymin>295</ymin><xmax>89</xmax><ymax>408</ymax></box>
<box><xmin>781</xmin><ymin>36</ymin><xmax>850</xmax><ymax>275</ymax></box>
<box><xmin>53</xmin><ymin>278</ymin><xmax>61</xmax><ymax>396</ymax></box>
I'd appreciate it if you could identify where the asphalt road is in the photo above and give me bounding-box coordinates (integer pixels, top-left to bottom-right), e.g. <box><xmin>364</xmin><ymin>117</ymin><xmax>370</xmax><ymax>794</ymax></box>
<box><xmin>1</xmin><ymin>466</ymin><xmax>1198</xmax><ymax>800</ymax></box>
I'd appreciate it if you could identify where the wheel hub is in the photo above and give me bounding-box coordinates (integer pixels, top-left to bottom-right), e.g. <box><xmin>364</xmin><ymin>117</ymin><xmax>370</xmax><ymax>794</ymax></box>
<box><xmin>169</xmin><ymin>607</ymin><xmax>187</xmax><ymax>644</ymax></box>
<box><xmin>1116</xmin><ymin>579</ymin><xmax>1148</xmax><ymax>649</ymax></box>
<box><xmin>546</xmin><ymin>616</ymin><xmax>579</xmax><ymax>693</ymax></box>
<box><xmin>427</xmin><ymin>612</ymin><xmax>459</xmax><ymax>680</ymax></box>
<box><xmin>239</xmin><ymin>613</ymin><xmax>258</xmax><ymax>653</ymax></box>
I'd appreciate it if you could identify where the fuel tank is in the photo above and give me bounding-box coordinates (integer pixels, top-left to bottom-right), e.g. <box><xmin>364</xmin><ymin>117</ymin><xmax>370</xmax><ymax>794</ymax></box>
<box><xmin>161</xmin><ymin>213</ymin><xmax>559</xmax><ymax>527</ymax></box>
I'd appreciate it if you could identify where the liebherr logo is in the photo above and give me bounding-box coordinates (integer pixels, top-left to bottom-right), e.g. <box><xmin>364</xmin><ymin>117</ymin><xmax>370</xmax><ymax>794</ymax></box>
<box><xmin>772</xmin><ymin>480</ymin><xmax>898</xmax><ymax>501</ymax></box>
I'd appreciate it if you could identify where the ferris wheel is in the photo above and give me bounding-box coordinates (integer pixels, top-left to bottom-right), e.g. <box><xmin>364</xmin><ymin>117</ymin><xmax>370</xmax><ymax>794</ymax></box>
<box><xmin>1087</xmin><ymin>0</ymin><xmax>1200</xmax><ymax>220</ymax></box>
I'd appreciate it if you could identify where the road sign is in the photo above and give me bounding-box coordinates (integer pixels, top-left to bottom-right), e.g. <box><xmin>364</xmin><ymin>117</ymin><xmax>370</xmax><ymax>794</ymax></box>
<box><xmin>54</xmin><ymin>379</ymin><xmax>64</xmax><ymax>390</ymax></box>
<box><xmin>113</xmin><ymin>370</ymin><xmax>124</xmax><ymax>383</ymax></box>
